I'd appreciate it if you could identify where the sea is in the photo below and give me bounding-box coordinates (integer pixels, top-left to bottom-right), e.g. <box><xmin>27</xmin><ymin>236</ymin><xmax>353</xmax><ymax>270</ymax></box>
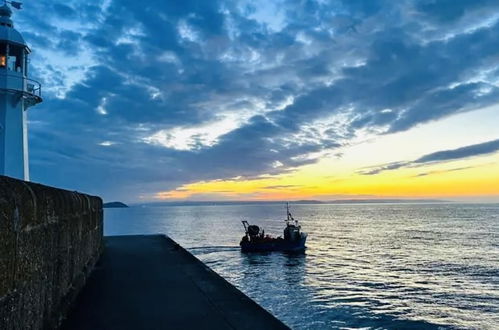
<box><xmin>104</xmin><ymin>203</ymin><xmax>499</xmax><ymax>329</ymax></box>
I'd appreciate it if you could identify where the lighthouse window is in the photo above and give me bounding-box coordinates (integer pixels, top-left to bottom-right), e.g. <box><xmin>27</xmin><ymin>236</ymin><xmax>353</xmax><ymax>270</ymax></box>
<box><xmin>0</xmin><ymin>43</ymin><xmax>5</xmax><ymax>68</ymax></box>
<box><xmin>7</xmin><ymin>46</ymin><xmax>23</xmax><ymax>72</ymax></box>
<box><xmin>8</xmin><ymin>56</ymin><xmax>16</xmax><ymax>70</ymax></box>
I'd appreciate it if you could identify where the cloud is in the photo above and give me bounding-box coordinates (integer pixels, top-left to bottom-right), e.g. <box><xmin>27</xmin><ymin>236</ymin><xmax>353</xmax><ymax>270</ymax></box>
<box><xmin>360</xmin><ymin>139</ymin><xmax>499</xmax><ymax>175</ymax></box>
<box><xmin>414</xmin><ymin>166</ymin><xmax>475</xmax><ymax>178</ymax></box>
<box><xmin>8</xmin><ymin>0</ymin><xmax>499</xmax><ymax>201</ymax></box>
<box><xmin>415</xmin><ymin>0</ymin><xmax>499</xmax><ymax>23</ymax></box>
<box><xmin>415</xmin><ymin>139</ymin><xmax>499</xmax><ymax>163</ymax></box>
<box><xmin>262</xmin><ymin>185</ymin><xmax>301</xmax><ymax>189</ymax></box>
<box><xmin>359</xmin><ymin>162</ymin><xmax>409</xmax><ymax>176</ymax></box>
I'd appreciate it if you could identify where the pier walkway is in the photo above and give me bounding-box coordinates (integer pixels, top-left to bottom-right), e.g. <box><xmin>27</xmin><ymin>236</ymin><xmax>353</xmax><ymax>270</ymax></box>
<box><xmin>61</xmin><ymin>235</ymin><xmax>289</xmax><ymax>330</ymax></box>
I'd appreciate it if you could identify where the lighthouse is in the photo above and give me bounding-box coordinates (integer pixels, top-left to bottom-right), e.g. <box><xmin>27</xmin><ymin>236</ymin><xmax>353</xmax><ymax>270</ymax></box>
<box><xmin>0</xmin><ymin>2</ymin><xmax>42</xmax><ymax>181</ymax></box>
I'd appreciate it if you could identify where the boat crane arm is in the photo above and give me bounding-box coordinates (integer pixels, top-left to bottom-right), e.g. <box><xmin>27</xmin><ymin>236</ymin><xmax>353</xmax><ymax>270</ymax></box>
<box><xmin>241</xmin><ymin>220</ymin><xmax>249</xmax><ymax>233</ymax></box>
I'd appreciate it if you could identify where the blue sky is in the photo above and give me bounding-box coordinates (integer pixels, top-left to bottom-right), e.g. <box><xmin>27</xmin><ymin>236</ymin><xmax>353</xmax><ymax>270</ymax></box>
<box><xmin>12</xmin><ymin>0</ymin><xmax>499</xmax><ymax>202</ymax></box>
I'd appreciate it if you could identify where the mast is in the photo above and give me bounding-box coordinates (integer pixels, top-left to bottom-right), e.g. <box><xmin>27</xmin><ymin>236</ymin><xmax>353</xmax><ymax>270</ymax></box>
<box><xmin>286</xmin><ymin>202</ymin><xmax>290</xmax><ymax>221</ymax></box>
<box><xmin>286</xmin><ymin>202</ymin><xmax>297</xmax><ymax>225</ymax></box>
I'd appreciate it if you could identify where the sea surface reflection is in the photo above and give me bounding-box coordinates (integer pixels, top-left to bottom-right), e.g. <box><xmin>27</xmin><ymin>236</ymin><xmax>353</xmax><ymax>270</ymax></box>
<box><xmin>105</xmin><ymin>203</ymin><xmax>499</xmax><ymax>329</ymax></box>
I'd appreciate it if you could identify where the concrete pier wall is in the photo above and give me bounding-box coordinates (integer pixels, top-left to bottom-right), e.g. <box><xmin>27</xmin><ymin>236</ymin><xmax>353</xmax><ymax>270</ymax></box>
<box><xmin>62</xmin><ymin>235</ymin><xmax>290</xmax><ymax>330</ymax></box>
<box><xmin>0</xmin><ymin>175</ymin><xmax>103</xmax><ymax>329</ymax></box>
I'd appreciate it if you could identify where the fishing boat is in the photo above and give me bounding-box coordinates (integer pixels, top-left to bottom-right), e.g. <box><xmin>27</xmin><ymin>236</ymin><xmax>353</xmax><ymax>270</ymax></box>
<box><xmin>240</xmin><ymin>203</ymin><xmax>307</xmax><ymax>253</ymax></box>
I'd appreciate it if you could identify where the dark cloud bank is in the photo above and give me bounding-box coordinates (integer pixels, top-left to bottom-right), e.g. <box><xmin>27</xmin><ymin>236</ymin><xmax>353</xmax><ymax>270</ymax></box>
<box><xmin>13</xmin><ymin>0</ymin><xmax>499</xmax><ymax>200</ymax></box>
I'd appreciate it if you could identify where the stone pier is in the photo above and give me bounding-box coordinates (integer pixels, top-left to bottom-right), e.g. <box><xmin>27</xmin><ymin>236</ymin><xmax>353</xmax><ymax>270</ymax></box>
<box><xmin>0</xmin><ymin>175</ymin><xmax>103</xmax><ymax>329</ymax></box>
<box><xmin>62</xmin><ymin>235</ymin><xmax>289</xmax><ymax>330</ymax></box>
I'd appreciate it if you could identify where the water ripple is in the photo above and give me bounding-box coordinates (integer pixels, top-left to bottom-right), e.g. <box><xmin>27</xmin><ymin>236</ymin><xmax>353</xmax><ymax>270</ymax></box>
<box><xmin>105</xmin><ymin>203</ymin><xmax>499</xmax><ymax>329</ymax></box>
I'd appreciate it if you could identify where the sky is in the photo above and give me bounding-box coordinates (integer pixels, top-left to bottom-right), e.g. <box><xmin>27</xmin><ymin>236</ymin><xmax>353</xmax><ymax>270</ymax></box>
<box><xmin>11</xmin><ymin>0</ymin><xmax>499</xmax><ymax>202</ymax></box>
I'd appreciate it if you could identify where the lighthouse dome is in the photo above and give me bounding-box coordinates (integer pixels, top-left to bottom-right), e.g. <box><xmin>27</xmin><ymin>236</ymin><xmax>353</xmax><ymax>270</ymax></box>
<box><xmin>0</xmin><ymin>25</ymin><xmax>26</xmax><ymax>46</ymax></box>
<box><xmin>0</xmin><ymin>4</ymin><xmax>26</xmax><ymax>48</ymax></box>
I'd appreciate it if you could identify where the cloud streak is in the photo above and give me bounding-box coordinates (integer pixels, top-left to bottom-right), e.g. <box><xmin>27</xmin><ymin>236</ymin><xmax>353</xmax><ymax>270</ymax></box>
<box><xmin>360</xmin><ymin>139</ymin><xmax>499</xmax><ymax>175</ymax></box>
<box><xmin>415</xmin><ymin>139</ymin><xmax>499</xmax><ymax>163</ymax></box>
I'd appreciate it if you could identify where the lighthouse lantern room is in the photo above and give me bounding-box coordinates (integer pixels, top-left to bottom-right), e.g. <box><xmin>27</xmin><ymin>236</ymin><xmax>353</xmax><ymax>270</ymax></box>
<box><xmin>0</xmin><ymin>2</ymin><xmax>42</xmax><ymax>181</ymax></box>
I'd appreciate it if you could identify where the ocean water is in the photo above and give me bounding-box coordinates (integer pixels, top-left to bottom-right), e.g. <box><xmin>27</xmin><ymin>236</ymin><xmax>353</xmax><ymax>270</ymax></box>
<box><xmin>104</xmin><ymin>203</ymin><xmax>499</xmax><ymax>329</ymax></box>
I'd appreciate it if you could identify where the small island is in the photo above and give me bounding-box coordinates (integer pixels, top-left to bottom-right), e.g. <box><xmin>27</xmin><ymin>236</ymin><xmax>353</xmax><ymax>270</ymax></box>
<box><xmin>103</xmin><ymin>201</ymin><xmax>129</xmax><ymax>208</ymax></box>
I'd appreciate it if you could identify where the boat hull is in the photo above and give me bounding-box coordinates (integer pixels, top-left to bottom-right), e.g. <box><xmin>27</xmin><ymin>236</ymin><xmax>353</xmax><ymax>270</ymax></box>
<box><xmin>240</xmin><ymin>236</ymin><xmax>307</xmax><ymax>253</ymax></box>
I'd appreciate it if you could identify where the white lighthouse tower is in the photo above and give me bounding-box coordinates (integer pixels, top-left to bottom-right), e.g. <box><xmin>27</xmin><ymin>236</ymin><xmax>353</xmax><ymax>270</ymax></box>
<box><xmin>0</xmin><ymin>2</ymin><xmax>42</xmax><ymax>181</ymax></box>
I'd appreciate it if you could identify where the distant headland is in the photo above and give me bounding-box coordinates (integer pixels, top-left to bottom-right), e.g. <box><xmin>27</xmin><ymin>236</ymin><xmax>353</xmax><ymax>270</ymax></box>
<box><xmin>103</xmin><ymin>201</ymin><xmax>129</xmax><ymax>208</ymax></box>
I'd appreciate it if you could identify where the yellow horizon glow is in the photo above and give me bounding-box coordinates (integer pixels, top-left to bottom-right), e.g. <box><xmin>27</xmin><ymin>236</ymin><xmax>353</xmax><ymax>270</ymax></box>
<box><xmin>155</xmin><ymin>105</ymin><xmax>499</xmax><ymax>202</ymax></box>
<box><xmin>157</xmin><ymin>155</ymin><xmax>499</xmax><ymax>201</ymax></box>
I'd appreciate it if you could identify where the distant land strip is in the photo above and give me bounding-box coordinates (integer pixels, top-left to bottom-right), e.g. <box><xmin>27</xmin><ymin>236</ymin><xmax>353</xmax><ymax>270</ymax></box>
<box><xmin>134</xmin><ymin>199</ymin><xmax>451</xmax><ymax>207</ymax></box>
<box><xmin>103</xmin><ymin>201</ymin><xmax>129</xmax><ymax>208</ymax></box>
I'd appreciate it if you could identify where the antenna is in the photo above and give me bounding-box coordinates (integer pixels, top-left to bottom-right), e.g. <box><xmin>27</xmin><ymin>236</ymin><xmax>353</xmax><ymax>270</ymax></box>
<box><xmin>286</xmin><ymin>202</ymin><xmax>290</xmax><ymax>221</ymax></box>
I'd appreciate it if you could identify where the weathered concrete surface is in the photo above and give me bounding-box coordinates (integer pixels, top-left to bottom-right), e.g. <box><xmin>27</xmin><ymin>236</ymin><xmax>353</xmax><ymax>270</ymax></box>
<box><xmin>0</xmin><ymin>175</ymin><xmax>103</xmax><ymax>330</ymax></box>
<box><xmin>62</xmin><ymin>235</ymin><xmax>289</xmax><ymax>330</ymax></box>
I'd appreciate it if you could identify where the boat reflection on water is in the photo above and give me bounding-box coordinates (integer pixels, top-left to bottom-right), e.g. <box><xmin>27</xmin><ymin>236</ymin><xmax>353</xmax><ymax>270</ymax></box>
<box><xmin>240</xmin><ymin>203</ymin><xmax>308</xmax><ymax>253</ymax></box>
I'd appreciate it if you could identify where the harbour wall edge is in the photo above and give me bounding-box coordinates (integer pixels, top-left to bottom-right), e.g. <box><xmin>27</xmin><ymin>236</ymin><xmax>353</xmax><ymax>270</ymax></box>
<box><xmin>0</xmin><ymin>175</ymin><xmax>103</xmax><ymax>329</ymax></box>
